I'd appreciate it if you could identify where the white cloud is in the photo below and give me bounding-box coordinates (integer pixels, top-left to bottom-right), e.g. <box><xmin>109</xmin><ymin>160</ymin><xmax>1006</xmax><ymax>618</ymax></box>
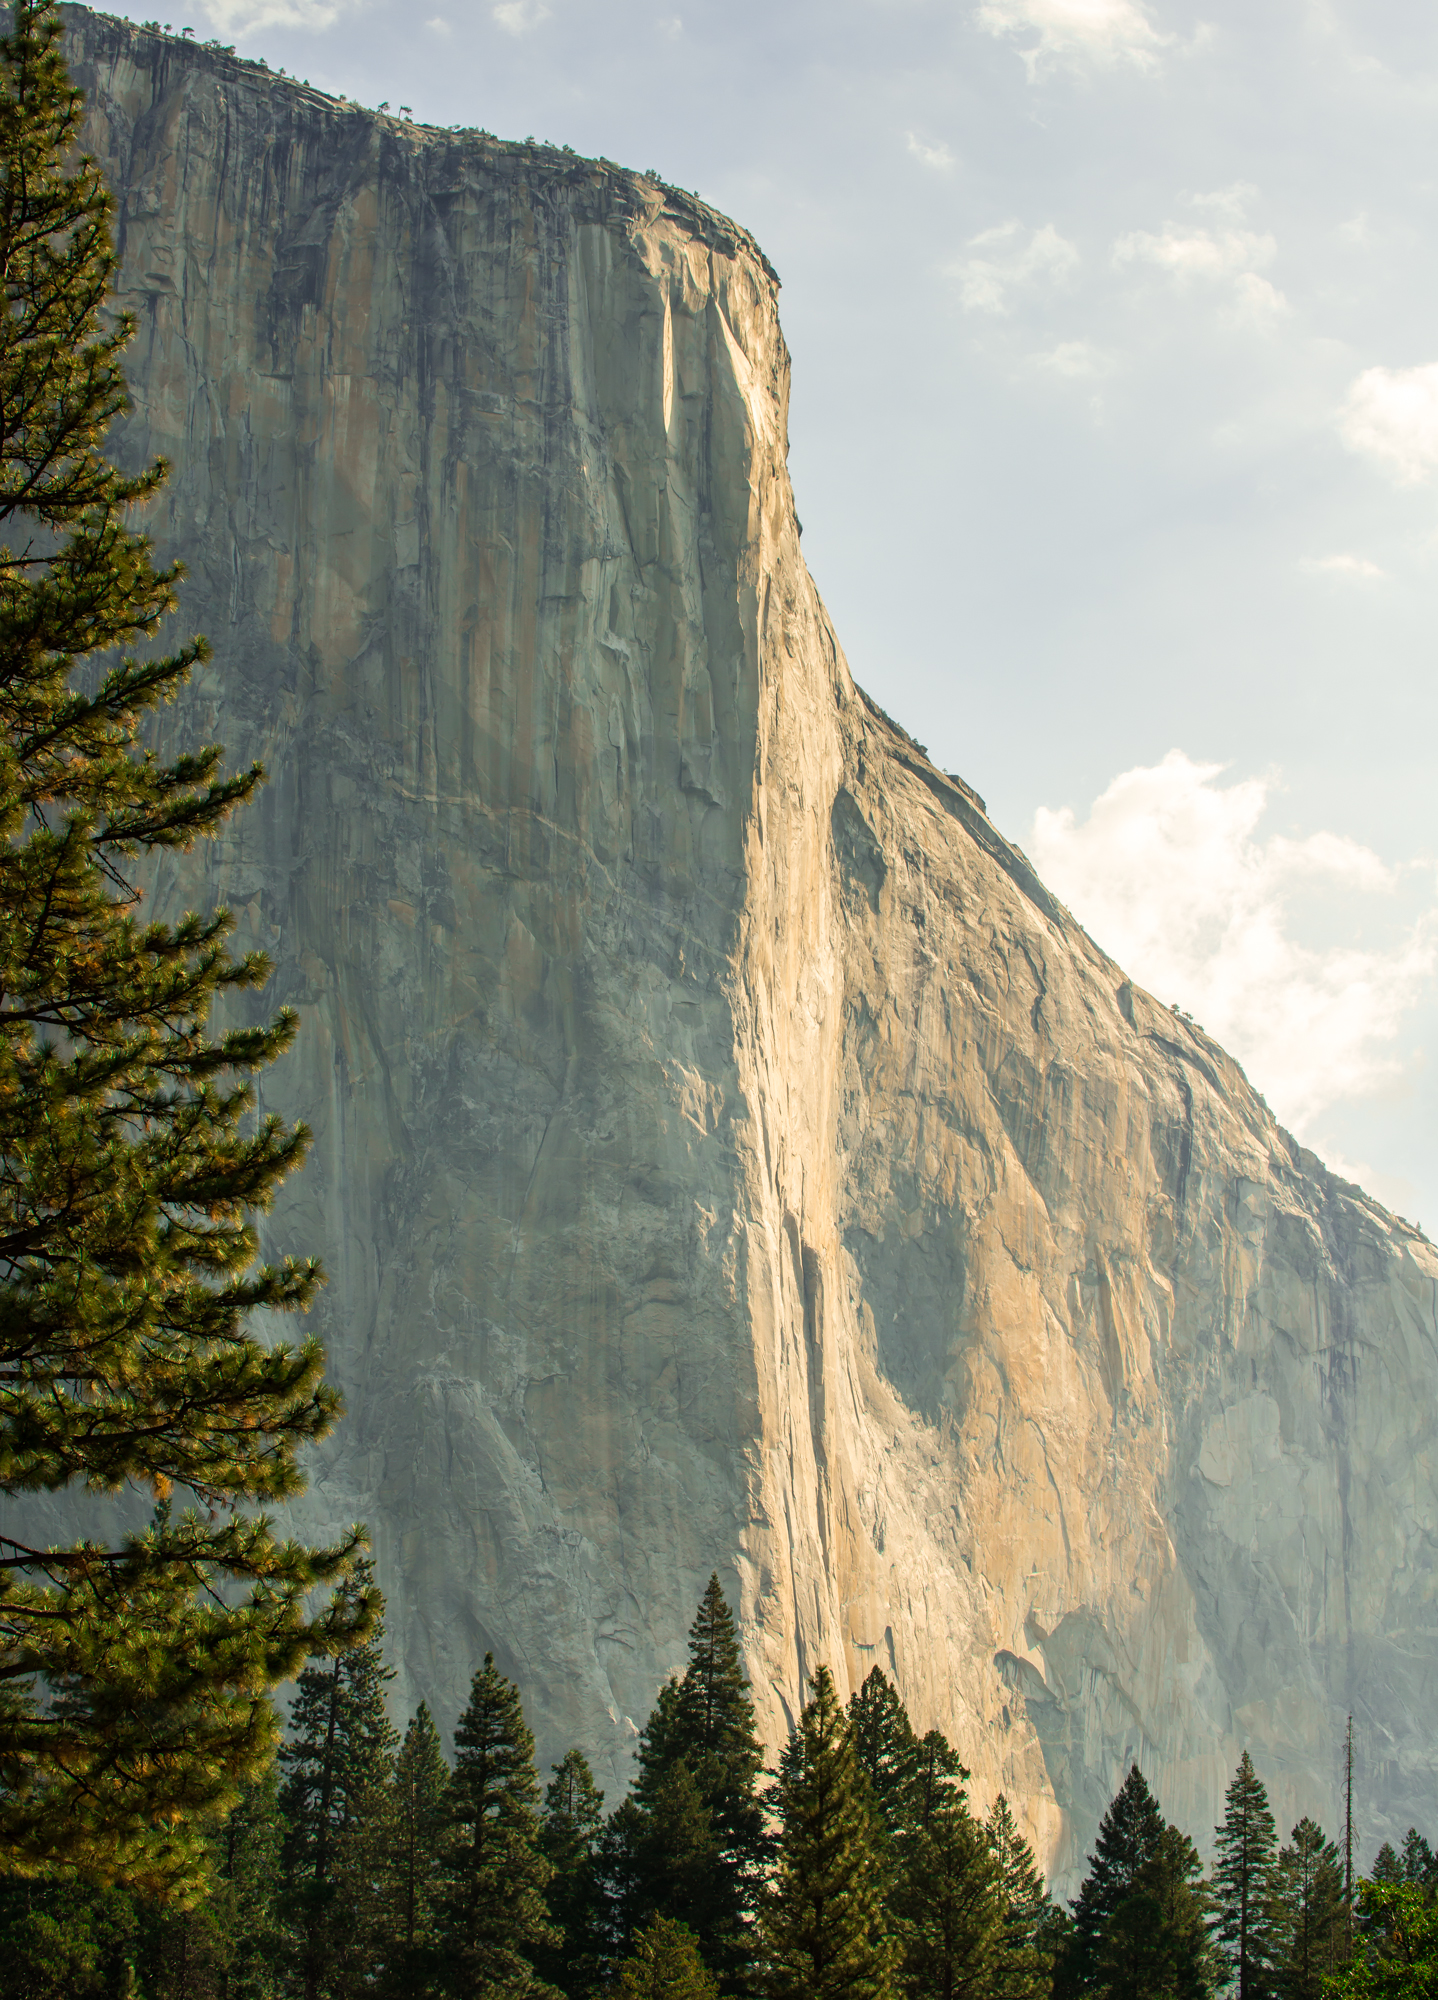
<box><xmin>1031</xmin><ymin>340</ymin><xmax>1114</xmax><ymax>377</ymax></box>
<box><xmin>198</xmin><ymin>0</ymin><xmax>347</xmax><ymax>27</ymax></box>
<box><xmin>1030</xmin><ymin>751</ymin><xmax>1434</xmax><ymax>1134</ymax></box>
<box><xmin>908</xmin><ymin>133</ymin><xmax>955</xmax><ymax>170</ymax></box>
<box><xmin>1299</xmin><ymin>552</ymin><xmax>1388</xmax><ymax>581</ymax></box>
<box><xmin>954</xmin><ymin>221</ymin><xmax>1079</xmax><ymax>314</ymax></box>
<box><xmin>975</xmin><ymin>0</ymin><xmax>1173</xmax><ymax>78</ymax></box>
<box><xmin>426</xmin><ymin>13</ymin><xmax>451</xmax><ymax>31</ymax></box>
<box><xmin>1340</xmin><ymin>363</ymin><xmax>1438</xmax><ymax>485</ymax></box>
<box><xmin>493</xmin><ymin>0</ymin><xmax>549</xmax><ymax>31</ymax></box>
<box><xmin>1113</xmin><ymin>192</ymin><xmax>1287</xmax><ymax>328</ymax></box>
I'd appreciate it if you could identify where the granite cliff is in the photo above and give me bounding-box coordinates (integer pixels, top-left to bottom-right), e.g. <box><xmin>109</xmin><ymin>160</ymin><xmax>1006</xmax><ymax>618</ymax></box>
<box><xmin>54</xmin><ymin>6</ymin><xmax>1438</xmax><ymax>1888</ymax></box>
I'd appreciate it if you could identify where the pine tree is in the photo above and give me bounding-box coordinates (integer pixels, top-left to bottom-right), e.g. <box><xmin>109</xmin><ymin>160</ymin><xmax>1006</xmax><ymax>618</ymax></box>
<box><xmin>847</xmin><ymin>1669</ymin><xmax>923</xmax><ymax>1846</ymax></box>
<box><xmin>537</xmin><ymin>1748</ymin><xmax>605</xmax><ymax>1996</ymax></box>
<box><xmin>1370</xmin><ymin>1846</ymin><xmax>1403</xmax><ymax>1889</ymax></box>
<box><xmin>279</xmin><ymin>1559</ymin><xmax>398</xmax><ymax>2000</ymax></box>
<box><xmin>1212</xmin><ymin>1752</ymin><xmax>1280</xmax><ymax>2000</ymax></box>
<box><xmin>613</xmin><ymin>1914</ymin><xmax>720</xmax><ymax>1999</ymax></box>
<box><xmin>374</xmin><ymin>1705</ymin><xmax>450</xmax><ymax>1998</ymax></box>
<box><xmin>987</xmin><ymin>1796</ymin><xmax>1053</xmax><ymax>2000</ymax></box>
<box><xmin>1093</xmin><ymin>1821</ymin><xmax>1213</xmax><ymax>2000</ymax></box>
<box><xmin>0</xmin><ymin>1871</ymin><xmax>144</xmax><ymax>1996</ymax></box>
<box><xmin>1271</xmin><ymin>1818</ymin><xmax>1344</xmax><ymax>2000</ymax></box>
<box><xmin>437</xmin><ymin>1653</ymin><xmax>561</xmax><ymax>1999</ymax></box>
<box><xmin>891</xmin><ymin>1735</ymin><xmax>1003</xmax><ymax>2000</ymax></box>
<box><xmin>616</xmin><ymin>1575</ymin><xmax>767</xmax><ymax>1983</ymax></box>
<box><xmin>0</xmin><ymin>0</ymin><xmax>368</xmax><ymax>1892</ymax></box>
<box><xmin>1400</xmin><ymin>1831</ymin><xmax>1437</xmax><ymax>1892</ymax></box>
<box><xmin>1055</xmin><ymin>1764</ymin><xmax>1167</xmax><ymax>2000</ymax></box>
<box><xmin>761</xmin><ymin>1663</ymin><xmax>897</xmax><ymax>2000</ymax></box>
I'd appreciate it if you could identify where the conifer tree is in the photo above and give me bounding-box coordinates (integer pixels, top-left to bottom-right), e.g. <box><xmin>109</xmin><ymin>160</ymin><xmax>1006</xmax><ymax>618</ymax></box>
<box><xmin>616</xmin><ymin>1575</ymin><xmax>766</xmax><ymax>1982</ymax></box>
<box><xmin>0</xmin><ymin>0</ymin><xmax>368</xmax><ymax>1891</ymax></box>
<box><xmin>890</xmin><ymin>1731</ymin><xmax>1003</xmax><ymax>2000</ymax></box>
<box><xmin>437</xmin><ymin>1653</ymin><xmax>560</xmax><ymax>1999</ymax></box>
<box><xmin>613</xmin><ymin>1913</ymin><xmax>720</xmax><ymax>1999</ymax></box>
<box><xmin>1399</xmin><ymin>1830</ymin><xmax>1437</xmax><ymax>1891</ymax></box>
<box><xmin>374</xmin><ymin>1704</ymin><xmax>450</xmax><ymax>1998</ymax></box>
<box><xmin>279</xmin><ymin>1558</ymin><xmax>398</xmax><ymax>2000</ymax></box>
<box><xmin>847</xmin><ymin>1668</ymin><xmax>923</xmax><ymax>1846</ymax></box>
<box><xmin>1271</xmin><ymin>1818</ymin><xmax>1344</xmax><ymax>2000</ymax></box>
<box><xmin>1212</xmin><ymin>1752</ymin><xmax>1279</xmax><ymax>2000</ymax></box>
<box><xmin>537</xmin><ymin>1748</ymin><xmax>605</xmax><ymax>1996</ymax></box>
<box><xmin>987</xmin><ymin>1795</ymin><xmax>1053</xmax><ymax>2000</ymax></box>
<box><xmin>1093</xmin><ymin>1820</ymin><xmax>1213</xmax><ymax>2000</ymax></box>
<box><xmin>761</xmin><ymin>1663</ymin><xmax>896</xmax><ymax>2000</ymax></box>
<box><xmin>1055</xmin><ymin>1764</ymin><xmax>1167</xmax><ymax>2000</ymax></box>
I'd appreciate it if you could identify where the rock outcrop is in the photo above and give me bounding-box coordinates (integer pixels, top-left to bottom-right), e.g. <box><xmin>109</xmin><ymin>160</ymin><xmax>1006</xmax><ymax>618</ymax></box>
<box><xmin>56</xmin><ymin>6</ymin><xmax>1438</xmax><ymax>1886</ymax></box>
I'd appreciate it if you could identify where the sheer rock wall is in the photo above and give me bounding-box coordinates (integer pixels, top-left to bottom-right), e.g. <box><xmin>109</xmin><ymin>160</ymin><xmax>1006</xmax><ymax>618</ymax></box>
<box><xmin>59</xmin><ymin>6</ymin><xmax>1438</xmax><ymax>1886</ymax></box>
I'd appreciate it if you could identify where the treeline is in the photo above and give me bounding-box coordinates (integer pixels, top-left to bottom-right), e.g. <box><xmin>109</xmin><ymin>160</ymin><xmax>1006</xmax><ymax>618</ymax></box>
<box><xmin>1</xmin><ymin>1568</ymin><xmax>1433</xmax><ymax>1999</ymax></box>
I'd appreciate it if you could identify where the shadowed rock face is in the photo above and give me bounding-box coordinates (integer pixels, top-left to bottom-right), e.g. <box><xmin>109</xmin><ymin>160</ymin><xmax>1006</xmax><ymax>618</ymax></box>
<box><xmin>58</xmin><ymin>4</ymin><xmax>1438</xmax><ymax>1888</ymax></box>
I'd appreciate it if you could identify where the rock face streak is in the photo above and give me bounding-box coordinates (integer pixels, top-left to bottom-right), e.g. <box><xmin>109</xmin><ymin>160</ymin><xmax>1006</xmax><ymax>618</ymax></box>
<box><xmin>62</xmin><ymin>9</ymin><xmax>1438</xmax><ymax>1884</ymax></box>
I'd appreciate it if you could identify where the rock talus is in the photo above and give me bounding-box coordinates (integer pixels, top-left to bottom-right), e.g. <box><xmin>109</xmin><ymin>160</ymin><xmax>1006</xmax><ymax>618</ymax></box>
<box><xmin>57</xmin><ymin>6</ymin><xmax>1438</xmax><ymax>1885</ymax></box>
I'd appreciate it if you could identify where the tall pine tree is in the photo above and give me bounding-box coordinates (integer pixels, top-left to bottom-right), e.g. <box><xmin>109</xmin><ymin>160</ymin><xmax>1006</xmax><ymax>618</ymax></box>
<box><xmin>0</xmin><ymin>0</ymin><xmax>368</xmax><ymax>1892</ymax></box>
<box><xmin>847</xmin><ymin>1669</ymin><xmax>923</xmax><ymax>1848</ymax></box>
<box><xmin>437</xmin><ymin>1653</ymin><xmax>560</xmax><ymax>1999</ymax></box>
<box><xmin>537</xmin><ymin>1748</ymin><xmax>606</xmax><ymax>1996</ymax></box>
<box><xmin>1212</xmin><ymin>1752</ymin><xmax>1279</xmax><ymax>2000</ymax></box>
<box><xmin>761</xmin><ymin>1663</ymin><xmax>896</xmax><ymax>2000</ymax></box>
<box><xmin>987</xmin><ymin>1795</ymin><xmax>1054</xmax><ymax>2000</ymax></box>
<box><xmin>374</xmin><ymin>1704</ymin><xmax>450</xmax><ymax>1998</ymax></box>
<box><xmin>279</xmin><ymin>1559</ymin><xmax>398</xmax><ymax>2000</ymax></box>
<box><xmin>890</xmin><ymin>1727</ymin><xmax>1003</xmax><ymax>2000</ymax></box>
<box><xmin>1271</xmin><ymin>1818</ymin><xmax>1344</xmax><ymax>2000</ymax></box>
<box><xmin>1055</xmin><ymin>1764</ymin><xmax>1166</xmax><ymax>2000</ymax></box>
<box><xmin>615</xmin><ymin>1574</ymin><xmax>766</xmax><ymax>1983</ymax></box>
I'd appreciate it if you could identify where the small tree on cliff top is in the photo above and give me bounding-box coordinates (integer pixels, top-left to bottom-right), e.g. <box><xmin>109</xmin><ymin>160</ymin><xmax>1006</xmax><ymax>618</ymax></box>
<box><xmin>0</xmin><ymin>0</ymin><xmax>368</xmax><ymax>1890</ymax></box>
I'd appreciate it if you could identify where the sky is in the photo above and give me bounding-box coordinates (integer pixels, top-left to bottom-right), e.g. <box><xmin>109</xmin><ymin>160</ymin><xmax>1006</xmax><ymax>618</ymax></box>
<box><xmin>120</xmin><ymin>0</ymin><xmax>1438</xmax><ymax>1229</ymax></box>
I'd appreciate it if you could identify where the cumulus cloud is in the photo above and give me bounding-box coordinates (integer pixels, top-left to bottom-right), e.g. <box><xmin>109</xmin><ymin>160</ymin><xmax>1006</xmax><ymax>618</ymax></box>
<box><xmin>1340</xmin><ymin>363</ymin><xmax>1438</xmax><ymax>485</ymax></box>
<box><xmin>493</xmin><ymin>0</ymin><xmax>549</xmax><ymax>31</ymax></box>
<box><xmin>1030</xmin><ymin>751</ymin><xmax>1434</xmax><ymax>1133</ymax></box>
<box><xmin>908</xmin><ymin>133</ymin><xmax>955</xmax><ymax>170</ymax></box>
<box><xmin>1299</xmin><ymin>553</ymin><xmax>1388</xmax><ymax>581</ymax></box>
<box><xmin>975</xmin><ymin>0</ymin><xmax>1173</xmax><ymax>77</ymax></box>
<box><xmin>1113</xmin><ymin>189</ymin><xmax>1287</xmax><ymax>327</ymax></box>
<box><xmin>954</xmin><ymin>221</ymin><xmax>1079</xmax><ymax>314</ymax></box>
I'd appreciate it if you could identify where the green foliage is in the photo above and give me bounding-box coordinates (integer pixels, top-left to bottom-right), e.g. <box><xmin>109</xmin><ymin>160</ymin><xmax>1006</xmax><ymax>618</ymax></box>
<box><xmin>279</xmin><ymin>1558</ymin><xmax>398</xmax><ymax>1998</ymax></box>
<box><xmin>612</xmin><ymin>1575</ymin><xmax>766</xmax><ymax>1984</ymax></box>
<box><xmin>613</xmin><ymin>1913</ymin><xmax>720</xmax><ymax>1998</ymax></box>
<box><xmin>761</xmin><ymin>1662</ymin><xmax>897</xmax><ymax>2000</ymax></box>
<box><xmin>1326</xmin><ymin>1881</ymin><xmax>1438</xmax><ymax>2000</ymax></box>
<box><xmin>374</xmin><ymin>1704</ymin><xmax>451</xmax><ymax>1998</ymax></box>
<box><xmin>1213</xmin><ymin>1752</ymin><xmax>1280</xmax><ymax>2000</ymax></box>
<box><xmin>1093</xmin><ymin>1822</ymin><xmax>1213</xmax><ymax>2000</ymax></box>
<box><xmin>847</xmin><ymin>1669</ymin><xmax>923</xmax><ymax>1849</ymax></box>
<box><xmin>987</xmin><ymin>1795</ymin><xmax>1055</xmax><ymax>2000</ymax></box>
<box><xmin>1273</xmin><ymin>1819</ymin><xmax>1345</xmax><ymax>2000</ymax></box>
<box><xmin>437</xmin><ymin>1652</ymin><xmax>560</xmax><ymax>1998</ymax></box>
<box><xmin>536</xmin><ymin>1747</ymin><xmax>605</xmax><ymax>1994</ymax></box>
<box><xmin>0</xmin><ymin>1872</ymin><xmax>140</xmax><ymax>1997</ymax></box>
<box><xmin>1057</xmin><ymin>1764</ymin><xmax>1214</xmax><ymax>2000</ymax></box>
<box><xmin>891</xmin><ymin>1731</ymin><xmax>1002</xmax><ymax>2000</ymax></box>
<box><xmin>0</xmin><ymin>0</ymin><xmax>367</xmax><ymax>1894</ymax></box>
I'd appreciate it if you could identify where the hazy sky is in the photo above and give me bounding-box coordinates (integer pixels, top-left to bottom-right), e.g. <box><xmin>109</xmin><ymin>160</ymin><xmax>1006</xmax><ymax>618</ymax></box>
<box><xmin>113</xmin><ymin>0</ymin><xmax>1438</xmax><ymax>1228</ymax></box>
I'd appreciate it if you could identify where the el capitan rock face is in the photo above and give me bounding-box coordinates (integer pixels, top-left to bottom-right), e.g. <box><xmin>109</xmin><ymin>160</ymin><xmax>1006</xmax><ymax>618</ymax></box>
<box><xmin>57</xmin><ymin>5</ymin><xmax>1438</xmax><ymax>1887</ymax></box>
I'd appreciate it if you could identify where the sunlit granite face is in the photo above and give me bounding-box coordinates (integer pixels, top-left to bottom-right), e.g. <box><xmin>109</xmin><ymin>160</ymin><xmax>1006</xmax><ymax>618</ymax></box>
<box><xmin>59</xmin><ymin>4</ymin><xmax>1438</xmax><ymax>1891</ymax></box>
